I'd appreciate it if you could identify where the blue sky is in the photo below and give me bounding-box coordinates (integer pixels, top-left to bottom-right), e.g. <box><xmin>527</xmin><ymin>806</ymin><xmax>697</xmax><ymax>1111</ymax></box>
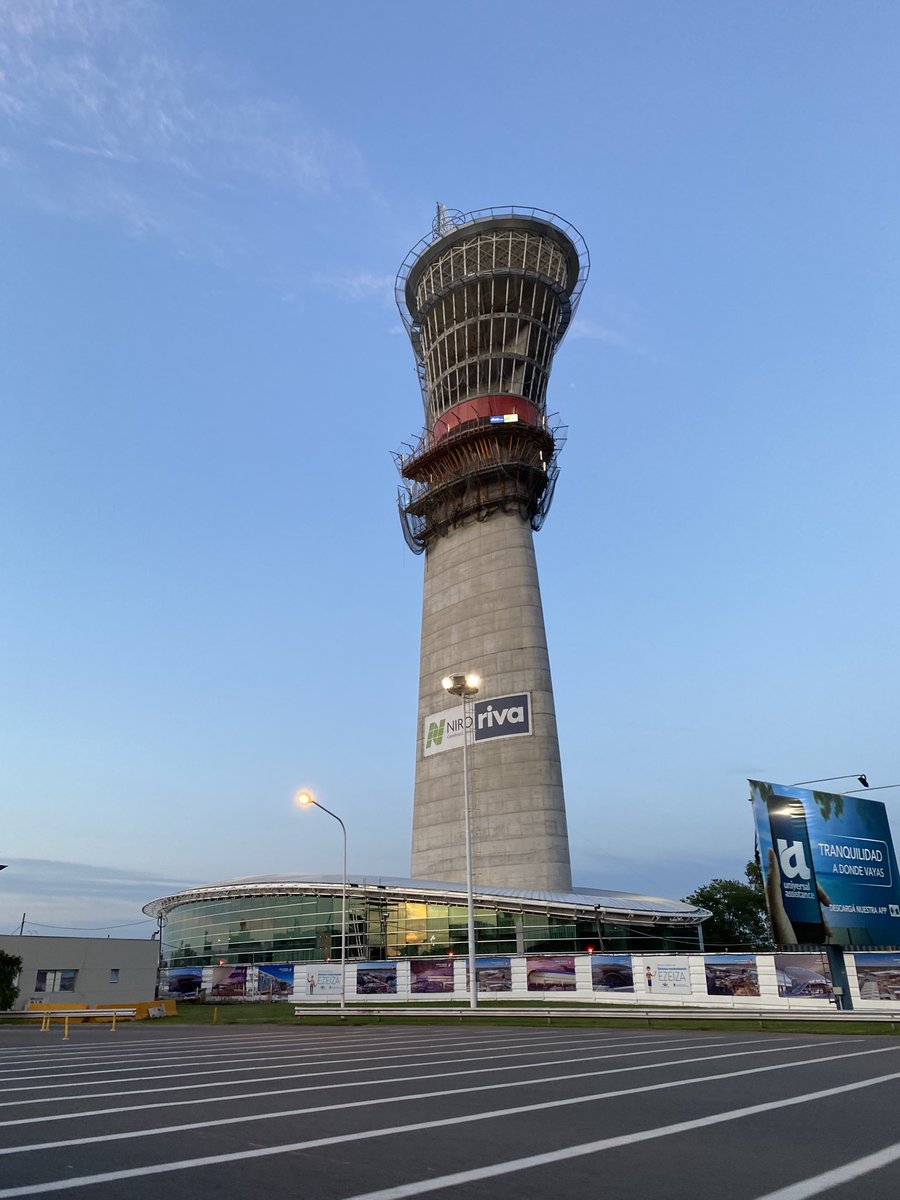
<box><xmin>2</xmin><ymin>0</ymin><xmax>898</xmax><ymax>937</ymax></box>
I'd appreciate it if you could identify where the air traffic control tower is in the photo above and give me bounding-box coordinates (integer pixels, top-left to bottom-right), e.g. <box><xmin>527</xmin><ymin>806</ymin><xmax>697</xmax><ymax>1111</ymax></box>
<box><xmin>395</xmin><ymin>206</ymin><xmax>589</xmax><ymax>892</ymax></box>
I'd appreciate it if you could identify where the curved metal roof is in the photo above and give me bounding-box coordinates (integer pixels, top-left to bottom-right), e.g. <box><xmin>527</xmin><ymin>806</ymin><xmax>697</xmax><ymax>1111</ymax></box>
<box><xmin>143</xmin><ymin>873</ymin><xmax>708</xmax><ymax>926</ymax></box>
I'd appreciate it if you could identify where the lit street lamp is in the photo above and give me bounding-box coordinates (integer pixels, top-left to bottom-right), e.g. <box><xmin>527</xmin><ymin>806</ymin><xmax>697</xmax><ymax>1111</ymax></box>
<box><xmin>442</xmin><ymin>671</ymin><xmax>480</xmax><ymax>1009</ymax></box>
<box><xmin>294</xmin><ymin>791</ymin><xmax>347</xmax><ymax>1009</ymax></box>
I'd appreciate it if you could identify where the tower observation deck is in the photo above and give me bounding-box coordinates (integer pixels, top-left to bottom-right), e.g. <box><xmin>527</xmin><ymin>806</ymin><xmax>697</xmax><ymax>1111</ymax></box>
<box><xmin>395</xmin><ymin>206</ymin><xmax>589</xmax><ymax>892</ymax></box>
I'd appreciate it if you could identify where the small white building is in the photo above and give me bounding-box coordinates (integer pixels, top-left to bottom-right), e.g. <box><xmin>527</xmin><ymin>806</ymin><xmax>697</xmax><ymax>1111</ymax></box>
<box><xmin>0</xmin><ymin>935</ymin><xmax>159</xmax><ymax>1011</ymax></box>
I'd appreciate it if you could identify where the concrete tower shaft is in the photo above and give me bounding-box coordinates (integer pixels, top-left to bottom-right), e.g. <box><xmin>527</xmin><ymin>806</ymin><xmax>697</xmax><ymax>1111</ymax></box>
<box><xmin>395</xmin><ymin>207</ymin><xmax>588</xmax><ymax>892</ymax></box>
<box><xmin>412</xmin><ymin>509</ymin><xmax>571</xmax><ymax>890</ymax></box>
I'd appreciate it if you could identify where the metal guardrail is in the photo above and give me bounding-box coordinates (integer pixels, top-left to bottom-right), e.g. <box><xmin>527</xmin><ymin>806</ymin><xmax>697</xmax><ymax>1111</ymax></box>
<box><xmin>294</xmin><ymin>1005</ymin><xmax>899</xmax><ymax>1028</ymax></box>
<box><xmin>1</xmin><ymin>1008</ymin><xmax>138</xmax><ymax>1039</ymax></box>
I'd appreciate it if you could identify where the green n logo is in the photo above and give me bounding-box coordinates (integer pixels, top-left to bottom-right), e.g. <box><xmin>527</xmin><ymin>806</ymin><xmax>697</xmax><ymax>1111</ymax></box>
<box><xmin>426</xmin><ymin>719</ymin><xmax>445</xmax><ymax>749</ymax></box>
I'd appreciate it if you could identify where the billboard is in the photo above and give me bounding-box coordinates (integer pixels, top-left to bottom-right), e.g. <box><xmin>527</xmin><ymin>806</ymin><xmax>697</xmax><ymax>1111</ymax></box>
<box><xmin>257</xmin><ymin>964</ymin><xmax>294</xmax><ymax>997</ymax></box>
<box><xmin>410</xmin><ymin>958</ymin><xmax>455</xmax><ymax>993</ymax></box>
<box><xmin>209</xmin><ymin>966</ymin><xmax>246</xmax><ymax>999</ymax></box>
<box><xmin>751</xmin><ymin>779</ymin><xmax>900</xmax><ymax>947</ymax></box>
<box><xmin>465</xmin><ymin>956</ymin><xmax>512</xmax><ymax>993</ymax></box>
<box><xmin>853</xmin><ymin>952</ymin><xmax>900</xmax><ymax>1000</ymax></box>
<box><xmin>643</xmin><ymin>959</ymin><xmax>692</xmax><ymax>994</ymax></box>
<box><xmin>301</xmin><ymin>965</ymin><xmax>343</xmax><ymax>997</ymax></box>
<box><xmin>590</xmin><ymin>955</ymin><xmax>634</xmax><ymax>993</ymax></box>
<box><xmin>422</xmin><ymin>693</ymin><xmax>532</xmax><ymax>757</ymax></box>
<box><xmin>704</xmin><ymin>955</ymin><xmax>760</xmax><ymax>997</ymax></box>
<box><xmin>774</xmin><ymin>951</ymin><xmax>833</xmax><ymax>998</ymax></box>
<box><xmin>526</xmin><ymin>955</ymin><xmax>575</xmax><ymax>991</ymax></box>
<box><xmin>159</xmin><ymin>967</ymin><xmax>202</xmax><ymax>998</ymax></box>
<box><xmin>356</xmin><ymin>963</ymin><xmax>397</xmax><ymax>995</ymax></box>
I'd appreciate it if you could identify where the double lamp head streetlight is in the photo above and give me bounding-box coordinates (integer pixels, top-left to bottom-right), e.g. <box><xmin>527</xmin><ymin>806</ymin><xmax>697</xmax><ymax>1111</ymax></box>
<box><xmin>442</xmin><ymin>672</ymin><xmax>481</xmax><ymax>699</ymax></box>
<box><xmin>442</xmin><ymin>670</ymin><xmax>481</xmax><ymax>1009</ymax></box>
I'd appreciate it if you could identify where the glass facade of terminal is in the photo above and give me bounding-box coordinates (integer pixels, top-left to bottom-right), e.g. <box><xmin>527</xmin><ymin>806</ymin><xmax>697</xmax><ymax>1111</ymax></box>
<box><xmin>159</xmin><ymin>892</ymin><xmax>700</xmax><ymax>968</ymax></box>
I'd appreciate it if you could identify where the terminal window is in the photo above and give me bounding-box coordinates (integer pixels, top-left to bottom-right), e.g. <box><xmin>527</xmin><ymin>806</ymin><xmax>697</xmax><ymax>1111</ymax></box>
<box><xmin>34</xmin><ymin>969</ymin><xmax>78</xmax><ymax>992</ymax></box>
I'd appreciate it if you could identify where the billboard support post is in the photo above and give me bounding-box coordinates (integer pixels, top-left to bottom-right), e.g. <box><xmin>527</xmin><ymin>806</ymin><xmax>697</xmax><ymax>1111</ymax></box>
<box><xmin>825</xmin><ymin>945</ymin><xmax>852</xmax><ymax>1011</ymax></box>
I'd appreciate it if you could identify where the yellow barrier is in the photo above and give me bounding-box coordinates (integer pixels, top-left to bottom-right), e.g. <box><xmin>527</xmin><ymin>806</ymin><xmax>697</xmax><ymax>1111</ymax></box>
<box><xmin>26</xmin><ymin>1009</ymin><xmax>136</xmax><ymax>1039</ymax></box>
<box><xmin>26</xmin><ymin>999</ymin><xmax>175</xmax><ymax>1022</ymax></box>
<box><xmin>131</xmin><ymin>999</ymin><xmax>177</xmax><ymax>1019</ymax></box>
<box><xmin>24</xmin><ymin>1001</ymin><xmax>174</xmax><ymax>1039</ymax></box>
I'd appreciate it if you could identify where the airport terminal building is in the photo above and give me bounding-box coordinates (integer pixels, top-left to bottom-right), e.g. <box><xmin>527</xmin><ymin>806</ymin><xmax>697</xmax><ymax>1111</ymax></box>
<box><xmin>144</xmin><ymin>874</ymin><xmax>706</xmax><ymax>969</ymax></box>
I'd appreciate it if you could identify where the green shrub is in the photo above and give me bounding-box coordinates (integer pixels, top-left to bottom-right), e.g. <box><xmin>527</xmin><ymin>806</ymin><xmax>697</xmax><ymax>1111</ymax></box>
<box><xmin>0</xmin><ymin>951</ymin><xmax>23</xmax><ymax>1011</ymax></box>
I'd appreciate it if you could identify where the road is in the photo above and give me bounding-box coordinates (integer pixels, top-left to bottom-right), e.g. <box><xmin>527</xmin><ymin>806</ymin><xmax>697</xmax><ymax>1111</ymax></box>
<box><xmin>1</xmin><ymin>1022</ymin><xmax>899</xmax><ymax>1198</ymax></box>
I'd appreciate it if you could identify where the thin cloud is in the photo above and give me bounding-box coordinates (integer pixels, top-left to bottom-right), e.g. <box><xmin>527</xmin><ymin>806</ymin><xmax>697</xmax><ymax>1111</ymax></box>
<box><xmin>568</xmin><ymin>311</ymin><xmax>657</xmax><ymax>360</ymax></box>
<box><xmin>571</xmin><ymin>846</ymin><xmax>744</xmax><ymax>900</ymax></box>
<box><xmin>0</xmin><ymin>0</ymin><xmax>370</xmax><ymax>254</ymax></box>
<box><xmin>1</xmin><ymin>857</ymin><xmax>195</xmax><ymax>896</ymax></box>
<box><xmin>0</xmin><ymin>857</ymin><xmax>199</xmax><ymax>936</ymax></box>
<box><xmin>48</xmin><ymin>176</ymin><xmax>171</xmax><ymax>236</ymax></box>
<box><xmin>568</xmin><ymin>318</ymin><xmax>632</xmax><ymax>348</ymax></box>
<box><xmin>322</xmin><ymin>270</ymin><xmax>396</xmax><ymax>304</ymax></box>
<box><xmin>46</xmin><ymin>137</ymin><xmax>138</xmax><ymax>163</ymax></box>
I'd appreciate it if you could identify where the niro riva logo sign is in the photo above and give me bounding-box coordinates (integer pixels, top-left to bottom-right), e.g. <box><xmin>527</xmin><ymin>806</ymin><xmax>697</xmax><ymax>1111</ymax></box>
<box><xmin>425</xmin><ymin>718</ymin><xmax>447</xmax><ymax>749</ymax></box>
<box><xmin>422</xmin><ymin>693</ymin><xmax>532</xmax><ymax>757</ymax></box>
<box><xmin>474</xmin><ymin>695</ymin><xmax>530</xmax><ymax>741</ymax></box>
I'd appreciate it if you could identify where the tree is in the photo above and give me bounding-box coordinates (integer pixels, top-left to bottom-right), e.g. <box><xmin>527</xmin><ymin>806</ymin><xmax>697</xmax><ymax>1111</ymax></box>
<box><xmin>0</xmin><ymin>950</ymin><xmax>22</xmax><ymax>1011</ymax></box>
<box><xmin>684</xmin><ymin>861</ymin><xmax>773</xmax><ymax>951</ymax></box>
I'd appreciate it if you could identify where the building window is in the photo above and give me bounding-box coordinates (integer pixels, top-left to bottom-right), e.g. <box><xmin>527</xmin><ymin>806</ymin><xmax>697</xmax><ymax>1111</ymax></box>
<box><xmin>109</xmin><ymin>969</ymin><xmax>120</xmax><ymax>983</ymax></box>
<box><xmin>34</xmin><ymin>969</ymin><xmax>78</xmax><ymax>993</ymax></box>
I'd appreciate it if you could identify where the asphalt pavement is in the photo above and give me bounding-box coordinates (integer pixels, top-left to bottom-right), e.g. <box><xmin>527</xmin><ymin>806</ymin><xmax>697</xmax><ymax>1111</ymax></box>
<box><xmin>1</xmin><ymin>1021</ymin><xmax>899</xmax><ymax>1198</ymax></box>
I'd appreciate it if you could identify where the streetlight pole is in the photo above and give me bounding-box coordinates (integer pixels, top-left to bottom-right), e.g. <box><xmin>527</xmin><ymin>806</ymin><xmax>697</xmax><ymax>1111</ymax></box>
<box><xmin>791</xmin><ymin>774</ymin><xmax>869</xmax><ymax>789</ymax></box>
<box><xmin>294</xmin><ymin>791</ymin><xmax>347</xmax><ymax>1010</ymax></box>
<box><xmin>442</xmin><ymin>671</ymin><xmax>480</xmax><ymax>1009</ymax></box>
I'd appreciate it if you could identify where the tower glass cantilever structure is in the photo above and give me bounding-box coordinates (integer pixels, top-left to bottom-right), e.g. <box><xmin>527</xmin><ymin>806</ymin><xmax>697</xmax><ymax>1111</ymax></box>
<box><xmin>395</xmin><ymin>206</ymin><xmax>589</xmax><ymax>892</ymax></box>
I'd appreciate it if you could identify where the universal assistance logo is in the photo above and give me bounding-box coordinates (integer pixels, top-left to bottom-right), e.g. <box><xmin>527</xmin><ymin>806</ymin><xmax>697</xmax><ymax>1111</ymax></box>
<box><xmin>777</xmin><ymin>838</ymin><xmax>811</xmax><ymax>881</ymax></box>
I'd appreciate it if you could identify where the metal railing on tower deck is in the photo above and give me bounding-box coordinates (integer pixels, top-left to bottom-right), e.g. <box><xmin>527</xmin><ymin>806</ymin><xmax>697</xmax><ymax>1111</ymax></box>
<box><xmin>395</xmin><ymin>207</ymin><xmax>590</xmax><ymax>413</ymax></box>
<box><xmin>394</xmin><ymin>413</ymin><xmax>568</xmax><ymax>553</ymax></box>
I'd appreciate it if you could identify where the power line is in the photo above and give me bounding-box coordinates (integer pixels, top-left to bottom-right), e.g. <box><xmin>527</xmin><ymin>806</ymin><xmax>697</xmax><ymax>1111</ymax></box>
<box><xmin>22</xmin><ymin>919</ymin><xmax>155</xmax><ymax>931</ymax></box>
